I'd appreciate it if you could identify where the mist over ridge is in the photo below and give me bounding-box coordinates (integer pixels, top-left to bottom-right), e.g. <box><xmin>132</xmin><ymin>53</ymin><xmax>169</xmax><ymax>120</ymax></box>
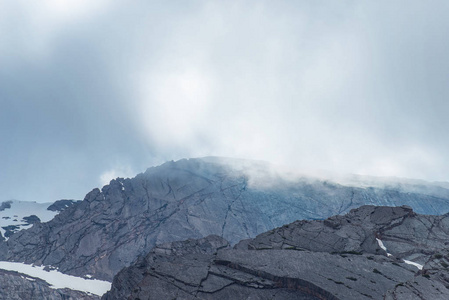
<box><xmin>2</xmin><ymin>1</ymin><xmax>449</xmax><ymax>203</ymax></box>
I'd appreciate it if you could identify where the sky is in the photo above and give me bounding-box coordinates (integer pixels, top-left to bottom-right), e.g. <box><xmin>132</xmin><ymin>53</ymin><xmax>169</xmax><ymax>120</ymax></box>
<box><xmin>1</xmin><ymin>0</ymin><xmax>449</xmax><ymax>203</ymax></box>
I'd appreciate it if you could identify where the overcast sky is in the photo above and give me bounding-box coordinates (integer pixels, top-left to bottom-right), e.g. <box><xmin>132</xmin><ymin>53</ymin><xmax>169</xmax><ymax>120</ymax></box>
<box><xmin>1</xmin><ymin>1</ymin><xmax>449</xmax><ymax>203</ymax></box>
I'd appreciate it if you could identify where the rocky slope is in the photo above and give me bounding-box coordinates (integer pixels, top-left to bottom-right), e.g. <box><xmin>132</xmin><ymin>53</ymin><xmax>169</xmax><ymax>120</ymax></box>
<box><xmin>104</xmin><ymin>205</ymin><xmax>449</xmax><ymax>300</ymax></box>
<box><xmin>2</xmin><ymin>157</ymin><xmax>449</xmax><ymax>283</ymax></box>
<box><xmin>0</xmin><ymin>269</ymin><xmax>98</xmax><ymax>300</ymax></box>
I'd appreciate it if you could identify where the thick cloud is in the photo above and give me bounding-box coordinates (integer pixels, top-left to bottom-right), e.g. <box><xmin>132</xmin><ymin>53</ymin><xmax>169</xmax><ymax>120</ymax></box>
<box><xmin>1</xmin><ymin>1</ymin><xmax>449</xmax><ymax>202</ymax></box>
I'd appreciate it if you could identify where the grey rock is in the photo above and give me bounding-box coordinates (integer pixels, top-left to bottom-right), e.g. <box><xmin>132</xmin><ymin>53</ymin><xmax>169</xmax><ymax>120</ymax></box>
<box><xmin>46</xmin><ymin>199</ymin><xmax>80</xmax><ymax>212</ymax></box>
<box><xmin>22</xmin><ymin>215</ymin><xmax>41</xmax><ymax>224</ymax></box>
<box><xmin>103</xmin><ymin>237</ymin><xmax>414</xmax><ymax>299</ymax></box>
<box><xmin>2</xmin><ymin>225</ymin><xmax>21</xmax><ymax>238</ymax></box>
<box><xmin>247</xmin><ymin>205</ymin><xmax>449</xmax><ymax>265</ymax></box>
<box><xmin>104</xmin><ymin>206</ymin><xmax>449</xmax><ymax>300</ymax></box>
<box><xmin>385</xmin><ymin>250</ymin><xmax>449</xmax><ymax>299</ymax></box>
<box><xmin>3</xmin><ymin>158</ymin><xmax>449</xmax><ymax>282</ymax></box>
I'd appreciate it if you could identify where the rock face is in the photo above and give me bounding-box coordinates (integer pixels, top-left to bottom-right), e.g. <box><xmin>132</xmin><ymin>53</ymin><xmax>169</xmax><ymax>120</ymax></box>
<box><xmin>2</xmin><ymin>157</ymin><xmax>449</xmax><ymax>282</ymax></box>
<box><xmin>0</xmin><ymin>269</ymin><xmax>98</xmax><ymax>300</ymax></box>
<box><xmin>104</xmin><ymin>206</ymin><xmax>449</xmax><ymax>300</ymax></box>
<box><xmin>246</xmin><ymin>205</ymin><xmax>444</xmax><ymax>259</ymax></box>
<box><xmin>385</xmin><ymin>249</ymin><xmax>449</xmax><ymax>299</ymax></box>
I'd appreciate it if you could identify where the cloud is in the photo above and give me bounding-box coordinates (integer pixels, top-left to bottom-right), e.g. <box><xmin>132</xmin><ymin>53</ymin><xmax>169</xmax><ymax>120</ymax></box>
<box><xmin>130</xmin><ymin>1</ymin><xmax>449</xmax><ymax>180</ymax></box>
<box><xmin>99</xmin><ymin>165</ymin><xmax>136</xmax><ymax>187</ymax></box>
<box><xmin>1</xmin><ymin>1</ymin><xmax>449</xmax><ymax>202</ymax></box>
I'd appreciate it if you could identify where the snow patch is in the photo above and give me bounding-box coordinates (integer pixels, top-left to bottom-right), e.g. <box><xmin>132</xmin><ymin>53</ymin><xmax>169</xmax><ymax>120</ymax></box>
<box><xmin>23</xmin><ymin>276</ymin><xmax>36</xmax><ymax>281</ymax></box>
<box><xmin>403</xmin><ymin>259</ymin><xmax>423</xmax><ymax>270</ymax></box>
<box><xmin>376</xmin><ymin>238</ymin><xmax>392</xmax><ymax>257</ymax></box>
<box><xmin>376</xmin><ymin>238</ymin><xmax>423</xmax><ymax>270</ymax></box>
<box><xmin>0</xmin><ymin>261</ymin><xmax>111</xmax><ymax>296</ymax></box>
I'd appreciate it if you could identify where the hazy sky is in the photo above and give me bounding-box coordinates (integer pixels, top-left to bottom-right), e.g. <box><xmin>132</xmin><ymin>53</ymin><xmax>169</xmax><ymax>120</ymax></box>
<box><xmin>1</xmin><ymin>1</ymin><xmax>449</xmax><ymax>202</ymax></box>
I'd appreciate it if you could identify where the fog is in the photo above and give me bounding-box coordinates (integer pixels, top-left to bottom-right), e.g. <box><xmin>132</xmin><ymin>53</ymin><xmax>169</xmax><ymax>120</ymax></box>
<box><xmin>1</xmin><ymin>1</ymin><xmax>449</xmax><ymax>202</ymax></box>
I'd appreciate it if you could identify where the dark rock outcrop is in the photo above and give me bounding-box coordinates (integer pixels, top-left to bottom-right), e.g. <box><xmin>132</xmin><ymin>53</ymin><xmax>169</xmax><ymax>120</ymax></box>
<box><xmin>22</xmin><ymin>215</ymin><xmax>41</xmax><ymax>224</ymax></box>
<box><xmin>104</xmin><ymin>206</ymin><xmax>449</xmax><ymax>299</ymax></box>
<box><xmin>46</xmin><ymin>199</ymin><xmax>80</xmax><ymax>212</ymax></box>
<box><xmin>0</xmin><ymin>201</ymin><xmax>12</xmax><ymax>211</ymax></box>
<box><xmin>2</xmin><ymin>225</ymin><xmax>21</xmax><ymax>238</ymax></box>
<box><xmin>2</xmin><ymin>158</ymin><xmax>449</xmax><ymax>282</ymax></box>
<box><xmin>246</xmin><ymin>205</ymin><xmax>449</xmax><ymax>268</ymax></box>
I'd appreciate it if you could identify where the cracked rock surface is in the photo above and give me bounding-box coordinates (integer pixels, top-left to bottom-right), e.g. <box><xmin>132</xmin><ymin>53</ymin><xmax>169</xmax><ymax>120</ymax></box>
<box><xmin>2</xmin><ymin>157</ymin><xmax>449</xmax><ymax>282</ymax></box>
<box><xmin>104</xmin><ymin>205</ymin><xmax>449</xmax><ymax>300</ymax></box>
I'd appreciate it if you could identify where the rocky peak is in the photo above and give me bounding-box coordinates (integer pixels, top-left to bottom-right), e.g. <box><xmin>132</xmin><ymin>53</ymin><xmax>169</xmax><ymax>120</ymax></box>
<box><xmin>245</xmin><ymin>205</ymin><xmax>445</xmax><ymax>264</ymax></box>
<box><xmin>104</xmin><ymin>206</ymin><xmax>449</xmax><ymax>300</ymax></box>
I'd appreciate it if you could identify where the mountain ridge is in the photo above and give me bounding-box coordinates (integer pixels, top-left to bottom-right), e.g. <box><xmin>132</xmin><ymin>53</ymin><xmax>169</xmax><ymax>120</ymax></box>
<box><xmin>104</xmin><ymin>205</ymin><xmax>449</xmax><ymax>299</ymax></box>
<box><xmin>2</xmin><ymin>157</ymin><xmax>449</xmax><ymax>282</ymax></box>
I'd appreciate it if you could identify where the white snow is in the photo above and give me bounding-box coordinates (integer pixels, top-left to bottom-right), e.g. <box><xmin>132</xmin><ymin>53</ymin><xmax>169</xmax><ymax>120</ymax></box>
<box><xmin>376</xmin><ymin>238</ymin><xmax>392</xmax><ymax>257</ymax></box>
<box><xmin>403</xmin><ymin>259</ymin><xmax>424</xmax><ymax>270</ymax></box>
<box><xmin>0</xmin><ymin>261</ymin><xmax>111</xmax><ymax>296</ymax></box>
<box><xmin>376</xmin><ymin>238</ymin><xmax>424</xmax><ymax>270</ymax></box>
<box><xmin>0</xmin><ymin>200</ymin><xmax>58</xmax><ymax>240</ymax></box>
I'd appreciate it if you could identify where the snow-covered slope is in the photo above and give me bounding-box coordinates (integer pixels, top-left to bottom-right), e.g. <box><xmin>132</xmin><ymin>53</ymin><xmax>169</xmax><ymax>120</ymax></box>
<box><xmin>0</xmin><ymin>261</ymin><xmax>111</xmax><ymax>296</ymax></box>
<box><xmin>0</xmin><ymin>200</ymin><xmax>57</xmax><ymax>240</ymax></box>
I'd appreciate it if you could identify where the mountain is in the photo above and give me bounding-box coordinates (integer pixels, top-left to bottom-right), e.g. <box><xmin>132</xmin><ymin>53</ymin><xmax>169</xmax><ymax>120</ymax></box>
<box><xmin>1</xmin><ymin>156</ymin><xmax>449</xmax><ymax>296</ymax></box>
<box><xmin>2</xmin><ymin>157</ymin><xmax>449</xmax><ymax>284</ymax></box>
<box><xmin>103</xmin><ymin>205</ymin><xmax>449</xmax><ymax>300</ymax></box>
